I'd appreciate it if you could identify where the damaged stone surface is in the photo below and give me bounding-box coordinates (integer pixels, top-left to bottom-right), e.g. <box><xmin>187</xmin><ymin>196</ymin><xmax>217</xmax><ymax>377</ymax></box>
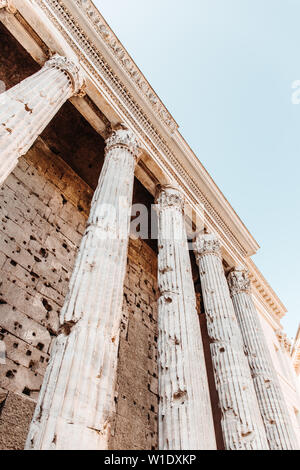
<box><xmin>156</xmin><ymin>186</ymin><xmax>216</xmax><ymax>450</ymax></box>
<box><xmin>194</xmin><ymin>234</ymin><xmax>269</xmax><ymax>450</ymax></box>
<box><xmin>25</xmin><ymin>129</ymin><xmax>142</xmax><ymax>450</ymax></box>
<box><xmin>228</xmin><ymin>268</ymin><xmax>298</xmax><ymax>450</ymax></box>
<box><xmin>0</xmin><ymin>130</ymin><xmax>159</xmax><ymax>449</ymax></box>
<box><xmin>0</xmin><ymin>391</ymin><xmax>36</xmax><ymax>450</ymax></box>
<box><xmin>0</xmin><ymin>54</ymin><xmax>83</xmax><ymax>186</ymax></box>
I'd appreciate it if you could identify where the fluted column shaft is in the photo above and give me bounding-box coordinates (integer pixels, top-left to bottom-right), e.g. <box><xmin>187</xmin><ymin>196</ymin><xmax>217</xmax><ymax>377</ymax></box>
<box><xmin>194</xmin><ymin>234</ymin><xmax>269</xmax><ymax>450</ymax></box>
<box><xmin>228</xmin><ymin>268</ymin><xmax>298</xmax><ymax>449</ymax></box>
<box><xmin>0</xmin><ymin>54</ymin><xmax>83</xmax><ymax>186</ymax></box>
<box><xmin>25</xmin><ymin>128</ymin><xmax>139</xmax><ymax>450</ymax></box>
<box><xmin>156</xmin><ymin>186</ymin><xmax>216</xmax><ymax>450</ymax></box>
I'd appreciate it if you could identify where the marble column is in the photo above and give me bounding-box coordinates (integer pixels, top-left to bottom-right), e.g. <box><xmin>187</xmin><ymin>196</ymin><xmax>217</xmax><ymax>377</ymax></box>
<box><xmin>228</xmin><ymin>267</ymin><xmax>298</xmax><ymax>450</ymax></box>
<box><xmin>25</xmin><ymin>127</ymin><xmax>140</xmax><ymax>450</ymax></box>
<box><xmin>0</xmin><ymin>54</ymin><xmax>83</xmax><ymax>186</ymax></box>
<box><xmin>194</xmin><ymin>233</ymin><xmax>269</xmax><ymax>450</ymax></box>
<box><xmin>156</xmin><ymin>185</ymin><xmax>216</xmax><ymax>450</ymax></box>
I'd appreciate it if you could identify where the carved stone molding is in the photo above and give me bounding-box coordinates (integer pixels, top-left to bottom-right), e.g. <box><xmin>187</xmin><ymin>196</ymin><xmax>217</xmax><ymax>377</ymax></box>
<box><xmin>105</xmin><ymin>126</ymin><xmax>140</xmax><ymax>161</ymax></box>
<box><xmin>230</xmin><ymin>278</ymin><xmax>298</xmax><ymax>449</ymax></box>
<box><xmin>156</xmin><ymin>184</ymin><xmax>216</xmax><ymax>449</ymax></box>
<box><xmin>32</xmin><ymin>0</ymin><xmax>249</xmax><ymax>260</ymax></box>
<box><xmin>228</xmin><ymin>267</ymin><xmax>251</xmax><ymax>296</ymax></box>
<box><xmin>195</xmin><ymin>233</ymin><xmax>269</xmax><ymax>449</ymax></box>
<box><xmin>0</xmin><ymin>0</ymin><xmax>16</xmax><ymax>13</ymax></box>
<box><xmin>74</xmin><ymin>0</ymin><xmax>178</xmax><ymax>134</ymax></box>
<box><xmin>45</xmin><ymin>54</ymin><xmax>84</xmax><ymax>95</ymax></box>
<box><xmin>155</xmin><ymin>184</ymin><xmax>184</xmax><ymax>213</ymax></box>
<box><xmin>276</xmin><ymin>329</ymin><xmax>292</xmax><ymax>354</ymax></box>
<box><xmin>194</xmin><ymin>233</ymin><xmax>222</xmax><ymax>260</ymax></box>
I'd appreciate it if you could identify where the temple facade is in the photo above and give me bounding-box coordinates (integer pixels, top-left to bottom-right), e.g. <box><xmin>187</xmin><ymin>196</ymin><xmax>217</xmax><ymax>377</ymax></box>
<box><xmin>0</xmin><ymin>0</ymin><xmax>299</xmax><ymax>450</ymax></box>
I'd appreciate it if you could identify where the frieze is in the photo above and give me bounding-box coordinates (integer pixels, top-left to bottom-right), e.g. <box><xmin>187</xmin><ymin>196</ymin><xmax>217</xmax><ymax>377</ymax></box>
<box><xmin>74</xmin><ymin>0</ymin><xmax>178</xmax><ymax>134</ymax></box>
<box><xmin>228</xmin><ymin>268</ymin><xmax>251</xmax><ymax>296</ymax></box>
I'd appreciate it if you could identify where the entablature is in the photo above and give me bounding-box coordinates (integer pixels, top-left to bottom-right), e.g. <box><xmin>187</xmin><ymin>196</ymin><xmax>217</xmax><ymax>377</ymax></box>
<box><xmin>0</xmin><ymin>0</ymin><xmax>287</xmax><ymax>325</ymax></box>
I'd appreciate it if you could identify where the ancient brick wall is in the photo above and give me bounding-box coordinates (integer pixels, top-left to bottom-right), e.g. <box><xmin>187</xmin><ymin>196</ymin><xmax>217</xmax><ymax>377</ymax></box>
<box><xmin>0</xmin><ymin>138</ymin><xmax>159</xmax><ymax>449</ymax></box>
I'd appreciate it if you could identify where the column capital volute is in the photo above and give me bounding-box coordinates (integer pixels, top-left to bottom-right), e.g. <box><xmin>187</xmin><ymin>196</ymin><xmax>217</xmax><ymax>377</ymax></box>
<box><xmin>194</xmin><ymin>232</ymin><xmax>222</xmax><ymax>261</ymax></box>
<box><xmin>105</xmin><ymin>124</ymin><xmax>140</xmax><ymax>162</ymax></box>
<box><xmin>155</xmin><ymin>183</ymin><xmax>184</xmax><ymax>212</ymax></box>
<box><xmin>227</xmin><ymin>267</ymin><xmax>251</xmax><ymax>296</ymax></box>
<box><xmin>0</xmin><ymin>0</ymin><xmax>16</xmax><ymax>13</ymax></box>
<box><xmin>44</xmin><ymin>54</ymin><xmax>85</xmax><ymax>96</ymax></box>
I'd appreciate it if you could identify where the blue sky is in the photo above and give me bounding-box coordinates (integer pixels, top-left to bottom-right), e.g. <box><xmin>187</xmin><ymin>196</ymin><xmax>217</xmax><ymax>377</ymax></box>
<box><xmin>95</xmin><ymin>0</ymin><xmax>300</xmax><ymax>339</ymax></box>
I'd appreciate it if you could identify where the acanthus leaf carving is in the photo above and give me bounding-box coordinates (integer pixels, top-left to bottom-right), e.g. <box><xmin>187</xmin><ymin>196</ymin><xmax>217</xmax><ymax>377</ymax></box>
<box><xmin>0</xmin><ymin>0</ymin><xmax>16</xmax><ymax>13</ymax></box>
<box><xmin>228</xmin><ymin>267</ymin><xmax>251</xmax><ymax>296</ymax></box>
<box><xmin>155</xmin><ymin>184</ymin><xmax>185</xmax><ymax>213</ymax></box>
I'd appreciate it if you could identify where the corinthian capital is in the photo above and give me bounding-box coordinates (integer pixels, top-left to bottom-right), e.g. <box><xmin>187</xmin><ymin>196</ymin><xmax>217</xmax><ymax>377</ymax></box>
<box><xmin>105</xmin><ymin>125</ymin><xmax>140</xmax><ymax>161</ymax></box>
<box><xmin>227</xmin><ymin>267</ymin><xmax>251</xmax><ymax>296</ymax></box>
<box><xmin>194</xmin><ymin>233</ymin><xmax>221</xmax><ymax>261</ymax></box>
<box><xmin>155</xmin><ymin>184</ymin><xmax>184</xmax><ymax>212</ymax></box>
<box><xmin>44</xmin><ymin>54</ymin><xmax>84</xmax><ymax>95</ymax></box>
<box><xmin>0</xmin><ymin>0</ymin><xmax>16</xmax><ymax>13</ymax></box>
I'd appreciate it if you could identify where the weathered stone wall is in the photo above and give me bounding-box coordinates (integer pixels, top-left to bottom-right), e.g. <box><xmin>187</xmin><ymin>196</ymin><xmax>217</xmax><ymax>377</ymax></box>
<box><xmin>109</xmin><ymin>238</ymin><xmax>158</xmax><ymax>450</ymax></box>
<box><xmin>0</xmin><ymin>138</ymin><xmax>159</xmax><ymax>449</ymax></box>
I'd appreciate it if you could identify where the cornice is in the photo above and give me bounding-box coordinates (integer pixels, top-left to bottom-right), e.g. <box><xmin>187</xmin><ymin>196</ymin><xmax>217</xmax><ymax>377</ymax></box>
<box><xmin>246</xmin><ymin>258</ymin><xmax>287</xmax><ymax>321</ymax></box>
<box><xmin>105</xmin><ymin>126</ymin><xmax>141</xmax><ymax>162</ymax></box>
